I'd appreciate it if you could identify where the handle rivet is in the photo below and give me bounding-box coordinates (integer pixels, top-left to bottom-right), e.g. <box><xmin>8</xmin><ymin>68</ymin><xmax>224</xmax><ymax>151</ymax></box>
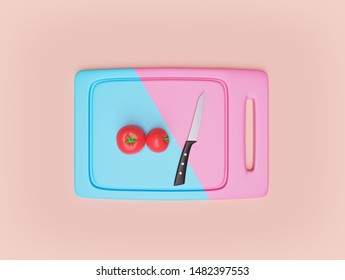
<box><xmin>179</xmin><ymin>172</ymin><xmax>182</xmax><ymax>175</ymax></box>
<box><xmin>181</xmin><ymin>162</ymin><xmax>185</xmax><ymax>165</ymax></box>
<box><xmin>184</xmin><ymin>153</ymin><xmax>187</xmax><ymax>156</ymax></box>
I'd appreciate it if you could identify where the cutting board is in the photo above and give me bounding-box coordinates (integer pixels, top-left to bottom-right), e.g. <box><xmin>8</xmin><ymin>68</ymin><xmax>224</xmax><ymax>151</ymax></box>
<box><xmin>74</xmin><ymin>68</ymin><xmax>268</xmax><ymax>200</ymax></box>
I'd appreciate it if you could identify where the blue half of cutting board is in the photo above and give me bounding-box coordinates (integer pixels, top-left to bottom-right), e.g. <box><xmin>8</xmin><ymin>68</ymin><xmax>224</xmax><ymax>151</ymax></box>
<box><xmin>74</xmin><ymin>68</ymin><xmax>209</xmax><ymax>200</ymax></box>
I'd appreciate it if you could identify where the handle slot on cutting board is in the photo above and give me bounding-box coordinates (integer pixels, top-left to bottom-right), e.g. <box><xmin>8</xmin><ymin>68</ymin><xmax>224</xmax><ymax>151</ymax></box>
<box><xmin>245</xmin><ymin>98</ymin><xmax>255</xmax><ymax>171</ymax></box>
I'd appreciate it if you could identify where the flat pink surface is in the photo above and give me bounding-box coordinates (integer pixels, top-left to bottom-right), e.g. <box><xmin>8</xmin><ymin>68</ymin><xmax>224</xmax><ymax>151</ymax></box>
<box><xmin>137</xmin><ymin>68</ymin><xmax>268</xmax><ymax>199</ymax></box>
<box><xmin>136</xmin><ymin>70</ymin><xmax>228</xmax><ymax>191</ymax></box>
<box><xmin>1</xmin><ymin>0</ymin><xmax>345</xmax><ymax>259</ymax></box>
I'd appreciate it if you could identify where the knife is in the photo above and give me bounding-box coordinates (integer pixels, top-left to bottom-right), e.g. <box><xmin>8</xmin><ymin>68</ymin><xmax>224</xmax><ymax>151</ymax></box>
<box><xmin>174</xmin><ymin>92</ymin><xmax>205</xmax><ymax>186</ymax></box>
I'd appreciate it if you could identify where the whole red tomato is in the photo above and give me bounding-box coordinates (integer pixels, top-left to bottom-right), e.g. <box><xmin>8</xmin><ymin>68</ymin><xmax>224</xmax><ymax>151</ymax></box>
<box><xmin>146</xmin><ymin>128</ymin><xmax>169</xmax><ymax>153</ymax></box>
<box><xmin>116</xmin><ymin>125</ymin><xmax>146</xmax><ymax>154</ymax></box>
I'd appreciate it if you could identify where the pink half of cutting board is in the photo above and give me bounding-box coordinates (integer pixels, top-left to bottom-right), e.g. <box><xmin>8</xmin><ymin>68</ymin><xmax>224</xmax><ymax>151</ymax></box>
<box><xmin>136</xmin><ymin>68</ymin><xmax>269</xmax><ymax>199</ymax></box>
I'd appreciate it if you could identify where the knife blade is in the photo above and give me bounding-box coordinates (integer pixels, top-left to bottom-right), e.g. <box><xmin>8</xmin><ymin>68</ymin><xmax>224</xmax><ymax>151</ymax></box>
<box><xmin>174</xmin><ymin>92</ymin><xmax>205</xmax><ymax>186</ymax></box>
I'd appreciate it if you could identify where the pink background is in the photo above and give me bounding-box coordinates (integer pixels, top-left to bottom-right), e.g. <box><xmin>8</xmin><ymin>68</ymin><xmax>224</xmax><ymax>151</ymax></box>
<box><xmin>1</xmin><ymin>0</ymin><xmax>345</xmax><ymax>259</ymax></box>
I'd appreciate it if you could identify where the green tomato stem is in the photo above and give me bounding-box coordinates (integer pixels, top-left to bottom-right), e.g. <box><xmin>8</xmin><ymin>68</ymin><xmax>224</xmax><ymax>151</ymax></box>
<box><xmin>125</xmin><ymin>134</ymin><xmax>138</xmax><ymax>147</ymax></box>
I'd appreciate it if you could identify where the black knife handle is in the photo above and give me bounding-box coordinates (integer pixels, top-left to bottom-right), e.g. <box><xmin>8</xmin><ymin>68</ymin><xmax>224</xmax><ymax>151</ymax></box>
<box><xmin>174</xmin><ymin>140</ymin><xmax>196</xmax><ymax>186</ymax></box>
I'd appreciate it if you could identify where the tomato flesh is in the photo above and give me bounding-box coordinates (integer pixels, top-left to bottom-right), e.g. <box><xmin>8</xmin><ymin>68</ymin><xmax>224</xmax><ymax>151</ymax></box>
<box><xmin>146</xmin><ymin>128</ymin><xmax>169</xmax><ymax>153</ymax></box>
<box><xmin>116</xmin><ymin>125</ymin><xmax>146</xmax><ymax>154</ymax></box>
